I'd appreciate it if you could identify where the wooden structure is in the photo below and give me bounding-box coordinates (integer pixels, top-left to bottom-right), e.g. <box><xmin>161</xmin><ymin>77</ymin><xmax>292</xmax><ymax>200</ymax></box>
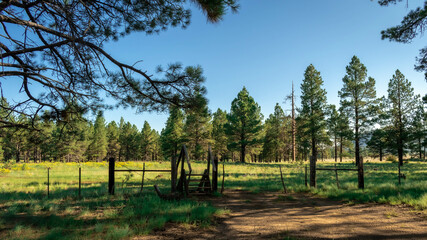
<box><xmin>108</xmin><ymin>145</ymin><xmax>219</xmax><ymax>197</ymax></box>
<box><xmin>175</xmin><ymin>145</ymin><xmax>218</xmax><ymax>196</ymax></box>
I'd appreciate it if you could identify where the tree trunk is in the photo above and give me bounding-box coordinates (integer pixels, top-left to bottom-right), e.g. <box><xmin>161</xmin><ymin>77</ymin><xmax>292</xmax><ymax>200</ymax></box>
<box><xmin>355</xmin><ymin>107</ymin><xmax>360</xmax><ymax>167</ymax></box>
<box><xmin>240</xmin><ymin>144</ymin><xmax>246</xmax><ymax>163</ymax></box>
<box><xmin>334</xmin><ymin>136</ymin><xmax>337</xmax><ymax>162</ymax></box>
<box><xmin>310</xmin><ymin>137</ymin><xmax>317</xmax><ymax>187</ymax></box>
<box><xmin>379</xmin><ymin>146</ymin><xmax>383</xmax><ymax>161</ymax></box>
<box><xmin>340</xmin><ymin>136</ymin><xmax>343</xmax><ymax>162</ymax></box>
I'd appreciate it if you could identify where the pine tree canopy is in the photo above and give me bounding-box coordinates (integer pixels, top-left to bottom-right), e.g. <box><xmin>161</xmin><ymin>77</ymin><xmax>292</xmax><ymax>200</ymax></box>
<box><xmin>0</xmin><ymin>0</ymin><xmax>238</xmax><ymax>128</ymax></box>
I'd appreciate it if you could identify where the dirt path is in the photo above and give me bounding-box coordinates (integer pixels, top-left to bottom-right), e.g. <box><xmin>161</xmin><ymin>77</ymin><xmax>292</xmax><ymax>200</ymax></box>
<box><xmin>139</xmin><ymin>190</ymin><xmax>427</xmax><ymax>239</ymax></box>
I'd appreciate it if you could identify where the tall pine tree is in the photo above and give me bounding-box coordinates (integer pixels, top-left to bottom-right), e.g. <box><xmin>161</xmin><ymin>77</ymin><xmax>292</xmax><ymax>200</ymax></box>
<box><xmin>212</xmin><ymin>108</ymin><xmax>229</xmax><ymax>160</ymax></box>
<box><xmin>225</xmin><ymin>87</ymin><xmax>263</xmax><ymax>163</ymax></box>
<box><xmin>161</xmin><ymin>105</ymin><xmax>185</xmax><ymax>160</ymax></box>
<box><xmin>299</xmin><ymin>64</ymin><xmax>328</xmax><ymax>187</ymax></box>
<box><xmin>339</xmin><ymin>56</ymin><xmax>377</xmax><ymax>167</ymax></box>
<box><xmin>386</xmin><ymin>70</ymin><xmax>419</xmax><ymax>165</ymax></box>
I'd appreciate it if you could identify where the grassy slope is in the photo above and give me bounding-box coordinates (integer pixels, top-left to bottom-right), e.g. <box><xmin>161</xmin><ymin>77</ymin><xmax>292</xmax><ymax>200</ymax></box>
<box><xmin>0</xmin><ymin>159</ymin><xmax>426</xmax><ymax>239</ymax></box>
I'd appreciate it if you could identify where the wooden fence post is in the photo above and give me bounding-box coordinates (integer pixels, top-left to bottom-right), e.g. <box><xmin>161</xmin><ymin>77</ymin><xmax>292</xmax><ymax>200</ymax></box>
<box><xmin>310</xmin><ymin>156</ymin><xmax>316</xmax><ymax>187</ymax></box>
<box><xmin>358</xmin><ymin>156</ymin><xmax>364</xmax><ymax>189</ymax></box>
<box><xmin>212</xmin><ymin>156</ymin><xmax>218</xmax><ymax>192</ymax></box>
<box><xmin>108</xmin><ymin>157</ymin><xmax>115</xmax><ymax>195</ymax></box>
<box><xmin>305</xmin><ymin>165</ymin><xmax>308</xmax><ymax>187</ymax></box>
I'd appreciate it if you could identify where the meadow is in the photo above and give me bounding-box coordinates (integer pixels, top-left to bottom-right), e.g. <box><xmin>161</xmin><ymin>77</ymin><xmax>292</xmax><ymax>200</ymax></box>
<box><xmin>0</xmin><ymin>159</ymin><xmax>426</xmax><ymax>239</ymax></box>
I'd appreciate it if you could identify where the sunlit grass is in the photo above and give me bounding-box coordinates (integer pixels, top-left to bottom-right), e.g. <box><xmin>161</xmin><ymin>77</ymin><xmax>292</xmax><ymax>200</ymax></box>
<box><xmin>0</xmin><ymin>158</ymin><xmax>426</xmax><ymax>239</ymax></box>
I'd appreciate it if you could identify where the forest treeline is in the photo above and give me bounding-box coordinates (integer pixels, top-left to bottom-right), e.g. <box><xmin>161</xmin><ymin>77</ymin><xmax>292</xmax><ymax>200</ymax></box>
<box><xmin>0</xmin><ymin>56</ymin><xmax>425</xmax><ymax>163</ymax></box>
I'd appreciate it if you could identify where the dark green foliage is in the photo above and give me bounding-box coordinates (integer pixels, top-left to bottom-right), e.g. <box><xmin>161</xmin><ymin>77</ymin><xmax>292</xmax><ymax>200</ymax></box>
<box><xmin>183</xmin><ymin>93</ymin><xmax>212</xmax><ymax>160</ymax></box>
<box><xmin>87</xmin><ymin>112</ymin><xmax>108</xmax><ymax>161</ymax></box>
<box><xmin>385</xmin><ymin>70</ymin><xmax>420</xmax><ymax>165</ymax></box>
<box><xmin>1</xmin><ymin>0</ymin><xmax>238</xmax><ymax>128</ymax></box>
<box><xmin>212</xmin><ymin>108</ymin><xmax>229</xmax><ymax>160</ymax></box>
<box><xmin>377</xmin><ymin>0</ymin><xmax>427</xmax><ymax>80</ymax></box>
<box><xmin>339</xmin><ymin>56</ymin><xmax>377</xmax><ymax>166</ymax></box>
<box><xmin>367</xmin><ymin>128</ymin><xmax>389</xmax><ymax>161</ymax></box>
<box><xmin>161</xmin><ymin>106</ymin><xmax>185</xmax><ymax>160</ymax></box>
<box><xmin>299</xmin><ymin>64</ymin><xmax>328</xmax><ymax>186</ymax></box>
<box><xmin>106</xmin><ymin>121</ymin><xmax>120</xmax><ymax>159</ymax></box>
<box><xmin>225</xmin><ymin>87</ymin><xmax>263</xmax><ymax>162</ymax></box>
<box><xmin>262</xmin><ymin>103</ymin><xmax>290</xmax><ymax>162</ymax></box>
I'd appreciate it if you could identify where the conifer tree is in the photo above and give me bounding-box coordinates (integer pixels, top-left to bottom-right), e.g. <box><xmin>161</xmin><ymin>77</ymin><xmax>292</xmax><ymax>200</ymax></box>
<box><xmin>183</xmin><ymin>94</ymin><xmax>211</xmax><ymax>160</ymax></box>
<box><xmin>386</xmin><ymin>70</ymin><xmax>419</xmax><ymax>165</ymax></box>
<box><xmin>367</xmin><ymin>128</ymin><xmax>388</xmax><ymax>161</ymax></box>
<box><xmin>212</xmin><ymin>108</ymin><xmax>229</xmax><ymax>160</ymax></box>
<box><xmin>327</xmin><ymin>105</ymin><xmax>340</xmax><ymax>162</ymax></box>
<box><xmin>409</xmin><ymin>103</ymin><xmax>426</xmax><ymax>159</ymax></box>
<box><xmin>87</xmin><ymin>112</ymin><xmax>108</xmax><ymax>161</ymax></box>
<box><xmin>140</xmin><ymin>121</ymin><xmax>155</xmax><ymax>161</ymax></box>
<box><xmin>106</xmin><ymin>121</ymin><xmax>120</xmax><ymax>159</ymax></box>
<box><xmin>225</xmin><ymin>87</ymin><xmax>263</xmax><ymax>163</ymax></box>
<box><xmin>161</xmin><ymin>105</ymin><xmax>185</xmax><ymax>160</ymax></box>
<box><xmin>337</xmin><ymin>107</ymin><xmax>352</xmax><ymax>162</ymax></box>
<box><xmin>299</xmin><ymin>64</ymin><xmax>328</xmax><ymax>187</ymax></box>
<box><xmin>339</xmin><ymin>56</ymin><xmax>377</xmax><ymax>167</ymax></box>
<box><xmin>262</xmin><ymin>103</ymin><xmax>287</xmax><ymax>162</ymax></box>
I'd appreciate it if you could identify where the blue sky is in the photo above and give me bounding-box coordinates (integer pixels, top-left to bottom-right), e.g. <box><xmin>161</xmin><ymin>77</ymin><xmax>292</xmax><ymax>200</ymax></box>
<box><xmin>101</xmin><ymin>0</ymin><xmax>426</xmax><ymax>131</ymax></box>
<box><xmin>5</xmin><ymin>0</ymin><xmax>427</xmax><ymax>131</ymax></box>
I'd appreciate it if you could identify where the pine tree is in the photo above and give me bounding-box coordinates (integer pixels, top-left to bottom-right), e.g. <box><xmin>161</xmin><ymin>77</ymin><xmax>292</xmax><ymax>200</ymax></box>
<box><xmin>367</xmin><ymin>128</ymin><xmax>388</xmax><ymax>161</ymax></box>
<box><xmin>299</xmin><ymin>64</ymin><xmax>328</xmax><ymax>187</ymax></box>
<box><xmin>225</xmin><ymin>87</ymin><xmax>263</xmax><ymax>163</ymax></box>
<box><xmin>106</xmin><ymin>121</ymin><xmax>120</xmax><ymax>159</ymax></box>
<box><xmin>262</xmin><ymin>103</ymin><xmax>287</xmax><ymax>162</ymax></box>
<box><xmin>183</xmin><ymin>94</ymin><xmax>211</xmax><ymax>160</ymax></box>
<box><xmin>327</xmin><ymin>105</ymin><xmax>340</xmax><ymax>162</ymax></box>
<box><xmin>161</xmin><ymin>105</ymin><xmax>185</xmax><ymax>160</ymax></box>
<box><xmin>140</xmin><ymin>121</ymin><xmax>155</xmax><ymax>161</ymax></box>
<box><xmin>386</xmin><ymin>70</ymin><xmax>419</xmax><ymax>165</ymax></box>
<box><xmin>339</xmin><ymin>56</ymin><xmax>377</xmax><ymax>168</ymax></box>
<box><xmin>409</xmin><ymin>98</ymin><xmax>426</xmax><ymax>159</ymax></box>
<box><xmin>212</xmin><ymin>108</ymin><xmax>229</xmax><ymax>160</ymax></box>
<box><xmin>337</xmin><ymin>107</ymin><xmax>353</xmax><ymax>162</ymax></box>
<box><xmin>87</xmin><ymin>112</ymin><xmax>108</xmax><ymax>161</ymax></box>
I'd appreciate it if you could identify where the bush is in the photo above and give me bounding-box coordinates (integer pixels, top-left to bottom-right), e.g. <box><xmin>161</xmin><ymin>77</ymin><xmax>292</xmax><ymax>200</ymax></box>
<box><xmin>386</xmin><ymin>155</ymin><xmax>397</xmax><ymax>163</ymax></box>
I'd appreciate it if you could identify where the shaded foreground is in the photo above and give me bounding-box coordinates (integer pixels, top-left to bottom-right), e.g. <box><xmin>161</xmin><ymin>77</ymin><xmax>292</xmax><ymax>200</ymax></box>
<box><xmin>142</xmin><ymin>190</ymin><xmax>427</xmax><ymax>240</ymax></box>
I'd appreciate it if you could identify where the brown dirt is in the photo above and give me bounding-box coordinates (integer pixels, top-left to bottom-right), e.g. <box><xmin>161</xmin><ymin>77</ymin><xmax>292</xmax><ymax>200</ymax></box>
<box><xmin>137</xmin><ymin>190</ymin><xmax>427</xmax><ymax>240</ymax></box>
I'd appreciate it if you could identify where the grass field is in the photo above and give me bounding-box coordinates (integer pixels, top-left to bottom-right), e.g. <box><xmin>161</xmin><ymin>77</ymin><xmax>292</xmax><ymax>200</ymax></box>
<box><xmin>0</xmin><ymin>159</ymin><xmax>426</xmax><ymax>239</ymax></box>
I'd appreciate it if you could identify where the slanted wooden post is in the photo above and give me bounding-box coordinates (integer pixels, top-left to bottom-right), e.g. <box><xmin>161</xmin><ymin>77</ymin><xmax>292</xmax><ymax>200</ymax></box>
<box><xmin>140</xmin><ymin>163</ymin><xmax>145</xmax><ymax>193</ymax></box>
<box><xmin>279</xmin><ymin>165</ymin><xmax>287</xmax><ymax>193</ymax></box>
<box><xmin>108</xmin><ymin>157</ymin><xmax>115</xmax><ymax>195</ymax></box>
<box><xmin>334</xmin><ymin>164</ymin><xmax>340</xmax><ymax>188</ymax></box>
<box><xmin>358</xmin><ymin>156</ymin><xmax>364</xmax><ymax>189</ymax></box>
<box><xmin>212</xmin><ymin>156</ymin><xmax>218</xmax><ymax>192</ymax></box>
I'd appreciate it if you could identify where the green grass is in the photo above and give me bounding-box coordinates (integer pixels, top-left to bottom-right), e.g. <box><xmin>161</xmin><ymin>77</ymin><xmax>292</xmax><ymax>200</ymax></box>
<box><xmin>0</xmin><ymin>159</ymin><xmax>426</xmax><ymax>239</ymax></box>
<box><xmin>0</xmin><ymin>161</ymin><xmax>222</xmax><ymax>239</ymax></box>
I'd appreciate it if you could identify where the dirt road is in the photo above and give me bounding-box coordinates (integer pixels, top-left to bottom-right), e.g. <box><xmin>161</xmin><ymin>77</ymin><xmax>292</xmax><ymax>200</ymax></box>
<box><xmin>140</xmin><ymin>190</ymin><xmax>427</xmax><ymax>239</ymax></box>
